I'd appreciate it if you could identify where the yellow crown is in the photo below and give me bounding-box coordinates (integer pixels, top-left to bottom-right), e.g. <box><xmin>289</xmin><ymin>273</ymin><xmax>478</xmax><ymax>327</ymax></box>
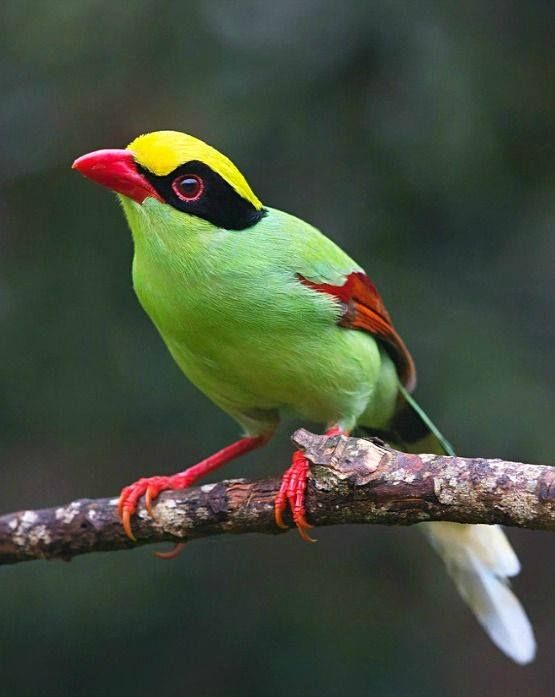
<box><xmin>127</xmin><ymin>131</ymin><xmax>262</xmax><ymax>210</ymax></box>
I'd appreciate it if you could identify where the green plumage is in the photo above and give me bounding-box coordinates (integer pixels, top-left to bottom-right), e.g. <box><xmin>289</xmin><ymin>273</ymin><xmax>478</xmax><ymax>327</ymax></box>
<box><xmin>73</xmin><ymin>132</ymin><xmax>535</xmax><ymax>664</ymax></box>
<box><xmin>123</xmin><ymin>197</ymin><xmax>398</xmax><ymax>436</ymax></box>
<box><xmin>118</xmin><ymin>192</ymin><xmax>535</xmax><ymax>665</ymax></box>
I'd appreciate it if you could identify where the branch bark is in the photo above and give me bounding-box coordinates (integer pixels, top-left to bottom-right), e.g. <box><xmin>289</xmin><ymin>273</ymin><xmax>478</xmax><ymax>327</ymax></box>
<box><xmin>1</xmin><ymin>430</ymin><xmax>553</xmax><ymax>566</ymax></box>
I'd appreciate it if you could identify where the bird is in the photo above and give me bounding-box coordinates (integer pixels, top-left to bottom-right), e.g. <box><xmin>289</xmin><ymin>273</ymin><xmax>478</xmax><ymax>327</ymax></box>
<box><xmin>73</xmin><ymin>130</ymin><xmax>535</xmax><ymax>664</ymax></box>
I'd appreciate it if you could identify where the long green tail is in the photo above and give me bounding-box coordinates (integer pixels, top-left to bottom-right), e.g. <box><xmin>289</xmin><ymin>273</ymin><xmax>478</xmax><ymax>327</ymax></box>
<box><xmin>362</xmin><ymin>386</ymin><xmax>536</xmax><ymax>664</ymax></box>
<box><xmin>393</xmin><ymin>384</ymin><xmax>455</xmax><ymax>456</ymax></box>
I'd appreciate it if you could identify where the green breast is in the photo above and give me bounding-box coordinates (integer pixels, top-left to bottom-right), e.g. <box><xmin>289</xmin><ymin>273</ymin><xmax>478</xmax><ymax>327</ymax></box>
<box><xmin>122</xmin><ymin>197</ymin><xmax>397</xmax><ymax>432</ymax></box>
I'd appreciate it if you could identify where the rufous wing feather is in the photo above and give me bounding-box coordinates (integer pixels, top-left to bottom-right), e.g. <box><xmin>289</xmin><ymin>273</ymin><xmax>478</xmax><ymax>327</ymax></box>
<box><xmin>299</xmin><ymin>271</ymin><xmax>416</xmax><ymax>391</ymax></box>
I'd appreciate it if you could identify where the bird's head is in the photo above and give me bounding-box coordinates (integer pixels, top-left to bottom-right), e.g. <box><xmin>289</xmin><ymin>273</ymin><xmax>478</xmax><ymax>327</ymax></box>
<box><xmin>73</xmin><ymin>130</ymin><xmax>265</xmax><ymax>230</ymax></box>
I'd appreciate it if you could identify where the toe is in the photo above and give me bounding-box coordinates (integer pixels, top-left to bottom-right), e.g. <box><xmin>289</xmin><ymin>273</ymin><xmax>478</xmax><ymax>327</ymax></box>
<box><xmin>145</xmin><ymin>486</ymin><xmax>157</xmax><ymax>518</ymax></box>
<box><xmin>274</xmin><ymin>504</ymin><xmax>289</xmax><ymax>530</ymax></box>
<box><xmin>294</xmin><ymin>511</ymin><xmax>316</xmax><ymax>542</ymax></box>
<box><xmin>121</xmin><ymin>508</ymin><xmax>136</xmax><ymax>542</ymax></box>
<box><xmin>294</xmin><ymin>511</ymin><xmax>313</xmax><ymax>530</ymax></box>
<box><xmin>296</xmin><ymin>523</ymin><xmax>317</xmax><ymax>543</ymax></box>
<box><xmin>154</xmin><ymin>542</ymin><xmax>187</xmax><ymax>560</ymax></box>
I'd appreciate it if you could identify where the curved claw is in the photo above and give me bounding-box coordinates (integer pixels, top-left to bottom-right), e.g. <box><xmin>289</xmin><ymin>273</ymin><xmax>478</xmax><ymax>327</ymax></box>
<box><xmin>274</xmin><ymin>504</ymin><xmax>289</xmax><ymax>530</ymax></box>
<box><xmin>294</xmin><ymin>512</ymin><xmax>314</xmax><ymax>531</ymax></box>
<box><xmin>121</xmin><ymin>508</ymin><xmax>136</xmax><ymax>542</ymax></box>
<box><xmin>154</xmin><ymin>542</ymin><xmax>187</xmax><ymax>560</ymax></box>
<box><xmin>145</xmin><ymin>486</ymin><xmax>157</xmax><ymax>519</ymax></box>
<box><xmin>294</xmin><ymin>510</ymin><xmax>316</xmax><ymax>541</ymax></box>
<box><xmin>296</xmin><ymin>523</ymin><xmax>317</xmax><ymax>543</ymax></box>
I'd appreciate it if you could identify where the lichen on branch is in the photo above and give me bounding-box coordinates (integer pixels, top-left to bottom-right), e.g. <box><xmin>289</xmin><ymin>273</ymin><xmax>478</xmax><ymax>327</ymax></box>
<box><xmin>0</xmin><ymin>430</ymin><xmax>553</xmax><ymax>566</ymax></box>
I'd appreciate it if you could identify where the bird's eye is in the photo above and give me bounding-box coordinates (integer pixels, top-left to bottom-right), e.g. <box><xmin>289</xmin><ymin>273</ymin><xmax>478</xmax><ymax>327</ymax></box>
<box><xmin>172</xmin><ymin>174</ymin><xmax>204</xmax><ymax>201</ymax></box>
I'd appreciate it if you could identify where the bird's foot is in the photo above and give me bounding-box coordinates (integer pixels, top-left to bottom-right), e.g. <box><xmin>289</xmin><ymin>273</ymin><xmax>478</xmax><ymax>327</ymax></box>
<box><xmin>116</xmin><ymin>435</ymin><xmax>270</xmax><ymax>553</ymax></box>
<box><xmin>274</xmin><ymin>426</ymin><xmax>344</xmax><ymax>542</ymax></box>
<box><xmin>117</xmin><ymin>472</ymin><xmax>193</xmax><ymax>543</ymax></box>
<box><xmin>274</xmin><ymin>450</ymin><xmax>316</xmax><ymax>542</ymax></box>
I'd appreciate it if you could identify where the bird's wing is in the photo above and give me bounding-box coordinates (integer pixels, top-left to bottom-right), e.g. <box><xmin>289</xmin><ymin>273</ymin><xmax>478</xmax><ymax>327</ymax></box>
<box><xmin>298</xmin><ymin>270</ymin><xmax>416</xmax><ymax>391</ymax></box>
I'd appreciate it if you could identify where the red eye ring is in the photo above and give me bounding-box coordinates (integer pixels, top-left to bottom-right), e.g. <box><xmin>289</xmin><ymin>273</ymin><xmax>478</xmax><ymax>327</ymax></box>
<box><xmin>172</xmin><ymin>174</ymin><xmax>204</xmax><ymax>202</ymax></box>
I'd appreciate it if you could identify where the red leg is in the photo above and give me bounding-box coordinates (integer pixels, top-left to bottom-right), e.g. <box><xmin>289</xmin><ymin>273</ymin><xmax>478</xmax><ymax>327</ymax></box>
<box><xmin>274</xmin><ymin>426</ymin><xmax>345</xmax><ymax>541</ymax></box>
<box><xmin>118</xmin><ymin>434</ymin><xmax>269</xmax><ymax>541</ymax></box>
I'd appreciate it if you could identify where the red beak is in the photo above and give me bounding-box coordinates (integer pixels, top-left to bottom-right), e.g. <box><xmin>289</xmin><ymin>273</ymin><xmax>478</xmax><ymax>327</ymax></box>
<box><xmin>72</xmin><ymin>149</ymin><xmax>162</xmax><ymax>204</ymax></box>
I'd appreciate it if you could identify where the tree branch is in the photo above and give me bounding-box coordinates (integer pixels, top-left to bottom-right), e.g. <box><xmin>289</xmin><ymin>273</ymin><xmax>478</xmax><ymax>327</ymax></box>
<box><xmin>1</xmin><ymin>430</ymin><xmax>553</xmax><ymax>566</ymax></box>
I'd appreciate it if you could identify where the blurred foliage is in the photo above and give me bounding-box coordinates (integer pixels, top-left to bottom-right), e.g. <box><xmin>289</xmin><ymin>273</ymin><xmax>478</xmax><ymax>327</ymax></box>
<box><xmin>0</xmin><ymin>1</ymin><xmax>554</xmax><ymax>696</ymax></box>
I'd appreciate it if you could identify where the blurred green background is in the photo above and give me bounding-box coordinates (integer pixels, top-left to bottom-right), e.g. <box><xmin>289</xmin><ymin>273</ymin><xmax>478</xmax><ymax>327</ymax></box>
<box><xmin>1</xmin><ymin>2</ymin><xmax>554</xmax><ymax>696</ymax></box>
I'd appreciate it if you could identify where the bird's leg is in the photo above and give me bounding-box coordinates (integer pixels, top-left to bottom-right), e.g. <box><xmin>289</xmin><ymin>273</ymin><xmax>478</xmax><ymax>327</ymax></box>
<box><xmin>118</xmin><ymin>434</ymin><xmax>270</xmax><ymax>542</ymax></box>
<box><xmin>274</xmin><ymin>426</ymin><xmax>345</xmax><ymax>541</ymax></box>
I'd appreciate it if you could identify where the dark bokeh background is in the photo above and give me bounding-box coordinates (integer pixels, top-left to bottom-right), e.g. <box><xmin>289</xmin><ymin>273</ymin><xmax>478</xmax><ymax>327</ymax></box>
<box><xmin>1</xmin><ymin>2</ymin><xmax>554</xmax><ymax>696</ymax></box>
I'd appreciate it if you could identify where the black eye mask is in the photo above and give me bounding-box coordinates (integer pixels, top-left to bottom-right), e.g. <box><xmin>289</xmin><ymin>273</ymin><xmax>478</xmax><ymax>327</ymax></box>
<box><xmin>138</xmin><ymin>160</ymin><xmax>266</xmax><ymax>230</ymax></box>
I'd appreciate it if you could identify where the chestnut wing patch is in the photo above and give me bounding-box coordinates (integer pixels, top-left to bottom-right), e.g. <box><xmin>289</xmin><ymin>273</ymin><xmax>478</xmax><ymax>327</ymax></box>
<box><xmin>298</xmin><ymin>271</ymin><xmax>416</xmax><ymax>391</ymax></box>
